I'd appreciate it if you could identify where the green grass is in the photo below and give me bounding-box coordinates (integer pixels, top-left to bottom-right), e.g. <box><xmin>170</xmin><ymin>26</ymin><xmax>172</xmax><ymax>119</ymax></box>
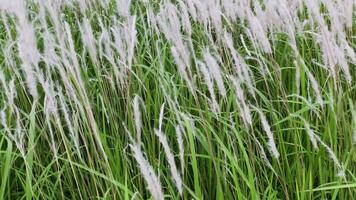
<box><xmin>0</xmin><ymin>0</ymin><xmax>355</xmax><ymax>199</ymax></box>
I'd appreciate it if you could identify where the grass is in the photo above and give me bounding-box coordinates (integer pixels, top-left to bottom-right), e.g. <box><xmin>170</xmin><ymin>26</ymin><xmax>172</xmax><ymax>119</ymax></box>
<box><xmin>0</xmin><ymin>0</ymin><xmax>355</xmax><ymax>199</ymax></box>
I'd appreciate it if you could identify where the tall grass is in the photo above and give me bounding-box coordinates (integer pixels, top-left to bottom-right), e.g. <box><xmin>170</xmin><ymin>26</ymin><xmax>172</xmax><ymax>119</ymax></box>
<box><xmin>0</xmin><ymin>0</ymin><xmax>355</xmax><ymax>199</ymax></box>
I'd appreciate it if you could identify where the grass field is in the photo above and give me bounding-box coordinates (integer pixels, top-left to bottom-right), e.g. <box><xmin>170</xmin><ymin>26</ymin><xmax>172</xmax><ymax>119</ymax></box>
<box><xmin>0</xmin><ymin>0</ymin><xmax>355</xmax><ymax>199</ymax></box>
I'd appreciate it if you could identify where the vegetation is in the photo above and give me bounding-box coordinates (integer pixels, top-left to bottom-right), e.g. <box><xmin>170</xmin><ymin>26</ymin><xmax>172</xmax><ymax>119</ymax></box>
<box><xmin>0</xmin><ymin>0</ymin><xmax>355</xmax><ymax>199</ymax></box>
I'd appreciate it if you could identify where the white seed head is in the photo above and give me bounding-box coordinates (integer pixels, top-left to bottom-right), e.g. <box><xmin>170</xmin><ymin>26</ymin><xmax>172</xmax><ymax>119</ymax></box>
<box><xmin>155</xmin><ymin>129</ymin><xmax>183</xmax><ymax>195</ymax></box>
<box><xmin>203</xmin><ymin>50</ymin><xmax>226</xmax><ymax>97</ymax></box>
<box><xmin>257</xmin><ymin>109</ymin><xmax>280</xmax><ymax>159</ymax></box>
<box><xmin>133</xmin><ymin>95</ymin><xmax>142</xmax><ymax>143</ymax></box>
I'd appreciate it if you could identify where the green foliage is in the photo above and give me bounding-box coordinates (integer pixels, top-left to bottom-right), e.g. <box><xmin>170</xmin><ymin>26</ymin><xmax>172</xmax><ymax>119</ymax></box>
<box><xmin>0</xmin><ymin>1</ymin><xmax>355</xmax><ymax>199</ymax></box>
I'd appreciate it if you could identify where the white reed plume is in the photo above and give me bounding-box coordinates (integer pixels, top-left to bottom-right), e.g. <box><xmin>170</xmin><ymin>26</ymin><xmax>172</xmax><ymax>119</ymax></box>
<box><xmin>17</xmin><ymin>19</ymin><xmax>40</xmax><ymax>67</ymax></box>
<box><xmin>351</xmin><ymin>102</ymin><xmax>356</xmax><ymax>144</ymax></box>
<box><xmin>112</xmin><ymin>26</ymin><xmax>126</xmax><ymax>66</ymax></box>
<box><xmin>116</xmin><ymin>0</ymin><xmax>131</xmax><ymax>18</ymax></box>
<box><xmin>128</xmin><ymin>16</ymin><xmax>138</xmax><ymax>67</ymax></box>
<box><xmin>319</xmin><ymin>31</ymin><xmax>338</xmax><ymax>83</ymax></box>
<box><xmin>318</xmin><ymin>25</ymin><xmax>352</xmax><ymax>85</ymax></box>
<box><xmin>156</xmin><ymin>2</ymin><xmax>188</xmax><ymax>62</ymax></box>
<box><xmin>61</xmin><ymin>20</ymin><xmax>105</xmax><ymax>163</ymax></box>
<box><xmin>0</xmin><ymin>0</ymin><xmax>24</xmax><ymax>14</ymax></box>
<box><xmin>315</xmin><ymin>135</ymin><xmax>345</xmax><ymax>178</ymax></box>
<box><xmin>0</xmin><ymin>107</ymin><xmax>7</xmax><ymax>130</ymax></box>
<box><xmin>147</xmin><ymin>6</ymin><xmax>159</xmax><ymax>33</ymax></box>
<box><xmin>229</xmin><ymin>76</ymin><xmax>252</xmax><ymax>127</ymax></box>
<box><xmin>304</xmin><ymin>124</ymin><xmax>319</xmax><ymax>150</ymax></box>
<box><xmin>111</xmin><ymin>15</ymin><xmax>137</xmax><ymax>86</ymax></box>
<box><xmin>224</xmin><ymin>31</ymin><xmax>255</xmax><ymax>98</ymax></box>
<box><xmin>343</xmin><ymin>0</ymin><xmax>353</xmax><ymax>28</ymax></box>
<box><xmin>184</xmin><ymin>0</ymin><xmax>197</xmax><ymax>21</ymax></box>
<box><xmin>205</xmin><ymin>0</ymin><xmax>223</xmax><ymax>33</ymax></box>
<box><xmin>157</xmin><ymin>103</ymin><xmax>183</xmax><ymax>194</ymax></box>
<box><xmin>299</xmin><ymin>60</ymin><xmax>323</xmax><ymax>105</ymax></box>
<box><xmin>156</xmin><ymin>1</ymin><xmax>194</xmax><ymax>94</ymax></box>
<box><xmin>292</xmin><ymin>114</ymin><xmax>345</xmax><ymax>177</ymax></box>
<box><xmin>254</xmin><ymin>1</ymin><xmax>267</xmax><ymax>30</ymax></box>
<box><xmin>0</xmin><ymin>70</ymin><xmax>16</xmax><ymax>108</ymax></box>
<box><xmin>133</xmin><ymin>95</ymin><xmax>142</xmax><ymax>143</ymax></box>
<box><xmin>130</xmin><ymin>143</ymin><xmax>164</xmax><ymax>200</ymax></box>
<box><xmin>257</xmin><ymin>109</ymin><xmax>280</xmax><ymax>159</ymax></box>
<box><xmin>189</xmin><ymin>0</ymin><xmax>209</xmax><ymax>27</ymax></box>
<box><xmin>58</xmin><ymin>90</ymin><xmax>82</xmax><ymax>160</ymax></box>
<box><xmin>80</xmin><ymin>18</ymin><xmax>98</xmax><ymax>63</ymax></box>
<box><xmin>125</xmin><ymin>126</ymin><xmax>164</xmax><ymax>200</ymax></box>
<box><xmin>178</xmin><ymin>0</ymin><xmax>192</xmax><ymax>36</ymax></box>
<box><xmin>306</xmin><ymin>70</ymin><xmax>323</xmax><ymax>105</ymax></box>
<box><xmin>294</xmin><ymin>60</ymin><xmax>301</xmax><ymax>95</ymax></box>
<box><xmin>223</xmin><ymin>32</ymin><xmax>243</xmax><ymax>79</ymax></box>
<box><xmin>170</xmin><ymin>46</ymin><xmax>195</xmax><ymax>94</ymax></box>
<box><xmin>254</xmin><ymin>136</ymin><xmax>274</xmax><ymax>171</ymax></box>
<box><xmin>158</xmin><ymin>103</ymin><xmax>165</xmax><ymax>132</ymax></box>
<box><xmin>38</xmin><ymin>76</ymin><xmax>61</xmax><ymax>159</ymax></box>
<box><xmin>304</xmin><ymin>0</ymin><xmax>326</xmax><ymax>30</ymax></box>
<box><xmin>246</xmin><ymin>11</ymin><xmax>272</xmax><ymax>54</ymax></box>
<box><xmin>8</xmin><ymin>108</ymin><xmax>27</xmax><ymax>158</ymax></box>
<box><xmin>38</xmin><ymin>74</ymin><xmax>58</xmax><ymax>117</ymax></box>
<box><xmin>265</xmin><ymin>0</ymin><xmax>298</xmax><ymax>54</ymax></box>
<box><xmin>304</xmin><ymin>0</ymin><xmax>345</xmax><ymax>85</ymax></box>
<box><xmin>76</xmin><ymin>0</ymin><xmax>89</xmax><ymax>11</ymax></box>
<box><xmin>59</xmin><ymin>22</ymin><xmax>110</xmax><ymax>164</ymax></box>
<box><xmin>221</xmin><ymin>0</ymin><xmax>237</xmax><ymax>21</ymax></box>
<box><xmin>122</xmin><ymin>16</ymin><xmax>137</xmax><ymax>68</ymax></box>
<box><xmin>18</xmin><ymin>30</ymin><xmax>40</xmax><ymax>99</ymax></box>
<box><xmin>234</xmin><ymin>0</ymin><xmax>249</xmax><ymax>21</ymax></box>
<box><xmin>333</xmin><ymin>44</ymin><xmax>352</xmax><ymax>85</ymax></box>
<box><xmin>131</xmin><ymin>143</ymin><xmax>164</xmax><ymax>200</ymax></box>
<box><xmin>203</xmin><ymin>50</ymin><xmax>226</xmax><ymax>97</ymax></box>
<box><xmin>198</xmin><ymin>61</ymin><xmax>220</xmax><ymax>113</ymax></box>
<box><xmin>176</xmin><ymin>125</ymin><xmax>185</xmax><ymax>175</ymax></box>
<box><xmin>7</xmin><ymin>79</ymin><xmax>16</xmax><ymax>108</ymax></box>
<box><xmin>44</xmin><ymin>111</ymin><xmax>58</xmax><ymax>158</ymax></box>
<box><xmin>155</xmin><ymin>129</ymin><xmax>183</xmax><ymax>195</ymax></box>
<box><xmin>41</xmin><ymin>28</ymin><xmax>60</xmax><ymax>66</ymax></box>
<box><xmin>98</xmin><ymin>19</ymin><xmax>113</xmax><ymax>61</ymax></box>
<box><xmin>293</xmin><ymin>114</ymin><xmax>319</xmax><ymax>150</ymax></box>
<box><xmin>1</xmin><ymin>0</ymin><xmax>41</xmax><ymax>99</ymax></box>
<box><xmin>341</xmin><ymin>40</ymin><xmax>356</xmax><ymax>65</ymax></box>
<box><xmin>323</xmin><ymin>0</ymin><xmax>345</xmax><ymax>40</ymax></box>
<box><xmin>63</xmin><ymin>22</ymin><xmax>81</xmax><ymax>76</ymax></box>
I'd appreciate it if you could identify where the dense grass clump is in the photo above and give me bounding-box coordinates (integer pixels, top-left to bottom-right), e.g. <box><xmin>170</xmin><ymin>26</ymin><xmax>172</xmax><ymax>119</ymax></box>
<box><xmin>0</xmin><ymin>0</ymin><xmax>355</xmax><ymax>199</ymax></box>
